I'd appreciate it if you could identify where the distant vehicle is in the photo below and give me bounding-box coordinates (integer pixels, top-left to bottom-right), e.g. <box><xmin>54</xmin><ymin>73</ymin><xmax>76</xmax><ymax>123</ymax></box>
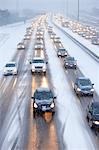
<box><xmin>30</xmin><ymin>57</ymin><xmax>47</xmax><ymax>74</ymax></box>
<box><xmin>53</xmin><ymin>37</ymin><xmax>61</xmax><ymax>43</ymax></box>
<box><xmin>32</xmin><ymin>87</ymin><xmax>56</xmax><ymax>117</ymax></box>
<box><xmin>24</xmin><ymin>34</ymin><xmax>31</xmax><ymax>40</ymax></box>
<box><xmin>35</xmin><ymin>39</ymin><xmax>43</xmax><ymax>45</ymax></box>
<box><xmin>91</xmin><ymin>36</ymin><xmax>99</xmax><ymax>45</ymax></box>
<box><xmin>4</xmin><ymin>62</ymin><xmax>18</xmax><ymax>75</ymax></box>
<box><xmin>62</xmin><ymin>21</ymin><xmax>69</xmax><ymax>28</ymax></box>
<box><xmin>36</xmin><ymin>35</ymin><xmax>44</xmax><ymax>40</ymax></box>
<box><xmin>36</xmin><ymin>31</ymin><xmax>44</xmax><ymax>36</ymax></box>
<box><xmin>74</xmin><ymin>77</ymin><xmax>94</xmax><ymax>96</ymax></box>
<box><xmin>49</xmin><ymin>33</ymin><xmax>56</xmax><ymax>39</ymax></box>
<box><xmin>87</xmin><ymin>101</ymin><xmax>99</xmax><ymax>129</ymax></box>
<box><xmin>17</xmin><ymin>42</ymin><xmax>25</xmax><ymax>50</ymax></box>
<box><xmin>64</xmin><ymin>56</ymin><xmax>77</xmax><ymax>69</ymax></box>
<box><xmin>34</xmin><ymin>44</ymin><xmax>44</xmax><ymax>50</ymax></box>
<box><xmin>57</xmin><ymin>48</ymin><xmax>68</xmax><ymax>57</ymax></box>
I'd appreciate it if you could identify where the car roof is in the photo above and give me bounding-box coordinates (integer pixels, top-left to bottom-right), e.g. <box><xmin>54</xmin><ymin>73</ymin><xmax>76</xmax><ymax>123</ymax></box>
<box><xmin>6</xmin><ymin>62</ymin><xmax>16</xmax><ymax>64</ymax></box>
<box><xmin>77</xmin><ymin>77</ymin><xmax>90</xmax><ymax>80</ymax></box>
<box><xmin>36</xmin><ymin>87</ymin><xmax>51</xmax><ymax>92</ymax></box>
<box><xmin>33</xmin><ymin>57</ymin><xmax>44</xmax><ymax>60</ymax></box>
<box><xmin>92</xmin><ymin>101</ymin><xmax>99</xmax><ymax>107</ymax></box>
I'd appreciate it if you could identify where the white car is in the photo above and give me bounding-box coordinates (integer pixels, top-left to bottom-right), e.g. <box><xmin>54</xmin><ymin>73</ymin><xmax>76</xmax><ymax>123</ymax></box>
<box><xmin>53</xmin><ymin>37</ymin><xmax>61</xmax><ymax>43</ymax></box>
<box><xmin>34</xmin><ymin>44</ymin><xmax>44</xmax><ymax>50</ymax></box>
<box><xmin>30</xmin><ymin>57</ymin><xmax>47</xmax><ymax>74</ymax></box>
<box><xmin>24</xmin><ymin>34</ymin><xmax>31</xmax><ymax>40</ymax></box>
<box><xmin>17</xmin><ymin>42</ymin><xmax>25</xmax><ymax>50</ymax></box>
<box><xmin>4</xmin><ymin>62</ymin><xmax>18</xmax><ymax>75</ymax></box>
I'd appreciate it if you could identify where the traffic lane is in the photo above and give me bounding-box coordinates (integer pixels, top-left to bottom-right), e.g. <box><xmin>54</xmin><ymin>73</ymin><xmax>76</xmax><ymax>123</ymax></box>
<box><xmin>0</xmin><ymin>46</ymin><xmax>28</xmax><ymax>132</ymax></box>
<box><xmin>0</xmin><ymin>71</ymin><xmax>31</xmax><ymax>149</ymax></box>
<box><xmin>28</xmin><ymin>73</ymin><xmax>59</xmax><ymax>150</ymax></box>
<box><xmin>52</xmin><ymin>40</ymin><xmax>99</xmax><ymax>146</ymax></box>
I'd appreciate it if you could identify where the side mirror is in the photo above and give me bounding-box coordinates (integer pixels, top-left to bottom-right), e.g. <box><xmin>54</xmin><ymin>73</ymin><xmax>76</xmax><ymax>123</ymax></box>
<box><xmin>46</xmin><ymin>61</ymin><xmax>48</xmax><ymax>64</ymax></box>
<box><xmin>31</xmin><ymin>96</ymin><xmax>34</xmax><ymax>99</ymax></box>
<box><xmin>92</xmin><ymin>83</ymin><xmax>94</xmax><ymax>86</ymax></box>
<box><xmin>54</xmin><ymin>96</ymin><xmax>57</xmax><ymax>99</ymax></box>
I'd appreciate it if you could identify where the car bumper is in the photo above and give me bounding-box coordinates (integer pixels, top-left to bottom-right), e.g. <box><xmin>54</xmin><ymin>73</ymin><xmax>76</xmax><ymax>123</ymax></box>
<box><xmin>65</xmin><ymin>65</ymin><xmax>77</xmax><ymax>68</ymax></box>
<box><xmin>31</xmin><ymin>69</ymin><xmax>46</xmax><ymax>73</ymax></box>
<box><xmin>4</xmin><ymin>72</ymin><xmax>17</xmax><ymax>75</ymax></box>
<box><xmin>34</xmin><ymin>107</ymin><xmax>55</xmax><ymax>113</ymax></box>
<box><xmin>76</xmin><ymin>91</ymin><xmax>94</xmax><ymax>95</ymax></box>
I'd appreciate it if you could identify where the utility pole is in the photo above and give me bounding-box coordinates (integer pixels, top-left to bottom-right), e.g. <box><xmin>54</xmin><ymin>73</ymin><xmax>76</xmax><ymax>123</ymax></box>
<box><xmin>77</xmin><ymin>0</ymin><xmax>80</xmax><ymax>21</ymax></box>
<box><xmin>66</xmin><ymin>0</ymin><xmax>68</xmax><ymax>18</ymax></box>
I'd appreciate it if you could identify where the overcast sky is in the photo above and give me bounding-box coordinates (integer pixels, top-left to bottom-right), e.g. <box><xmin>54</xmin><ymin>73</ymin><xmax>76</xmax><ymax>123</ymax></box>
<box><xmin>0</xmin><ymin>0</ymin><xmax>99</xmax><ymax>12</ymax></box>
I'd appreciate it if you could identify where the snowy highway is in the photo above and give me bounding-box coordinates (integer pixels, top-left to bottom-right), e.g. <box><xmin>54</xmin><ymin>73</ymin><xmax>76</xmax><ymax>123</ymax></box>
<box><xmin>0</xmin><ymin>15</ymin><xmax>99</xmax><ymax>150</ymax></box>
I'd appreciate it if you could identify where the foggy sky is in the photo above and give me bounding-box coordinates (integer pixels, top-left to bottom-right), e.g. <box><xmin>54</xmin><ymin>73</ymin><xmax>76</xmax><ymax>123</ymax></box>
<box><xmin>0</xmin><ymin>0</ymin><xmax>99</xmax><ymax>12</ymax></box>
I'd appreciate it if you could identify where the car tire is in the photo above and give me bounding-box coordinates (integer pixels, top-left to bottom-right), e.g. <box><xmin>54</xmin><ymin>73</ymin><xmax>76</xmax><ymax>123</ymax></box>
<box><xmin>33</xmin><ymin>110</ymin><xmax>36</xmax><ymax>118</ymax></box>
<box><xmin>44</xmin><ymin>72</ymin><xmax>46</xmax><ymax>75</ymax></box>
<box><xmin>89</xmin><ymin>120</ymin><xmax>93</xmax><ymax>129</ymax></box>
<box><xmin>31</xmin><ymin>71</ymin><xmax>34</xmax><ymax>75</ymax></box>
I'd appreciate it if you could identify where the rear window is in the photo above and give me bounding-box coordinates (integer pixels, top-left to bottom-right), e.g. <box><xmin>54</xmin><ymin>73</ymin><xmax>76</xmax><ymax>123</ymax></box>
<box><xmin>32</xmin><ymin>59</ymin><xmax>44</xmax><ymax>63</ymax></box>
<box><xmin>6</xmin><ymin>64</ymin><xmax>16</xmax><ymax>67</ymax></box>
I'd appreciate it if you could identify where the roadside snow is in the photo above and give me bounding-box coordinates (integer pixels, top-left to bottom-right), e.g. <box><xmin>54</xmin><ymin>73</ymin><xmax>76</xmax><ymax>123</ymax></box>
<box><xmin>45</xmin><ymin>30</ymin><xmax>96</xmax><ymax>150</ymax></box>
<box><xmin>0</xmin><ymin>21</ymin><xmax>31</xmax><ymax>73</ymax></box>
<box><xmin>52</xmin><ymin>24</ymin><xmax>99</xmax><ymax>95</ymax></box>
<box><xmin>54</xmin><ymin>19</ymin><xmax>99</xmax><ymax>58</ymax></box>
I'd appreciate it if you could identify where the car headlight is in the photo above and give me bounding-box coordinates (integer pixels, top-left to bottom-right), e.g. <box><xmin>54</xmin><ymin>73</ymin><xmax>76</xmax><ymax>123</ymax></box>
<box><xmin>43</xmin><ymin>65</ymin><xmax>46</xmax><ymax>70</ymax></box>
<box><xmin>91</xmin><ymin>88</ymin><xmax>94</xmax><ymax>92</ymax></box>
<box><xmin>13</xmin><ymin>68</ymin><xmax>17</xmax><ymax>72</ymax></box>
<box><xmin>50</xmin><ymin>102</ymin><xmax>55</xmax><ymax>108</ymax></box>
<box><xmin>93</xmin><ymin>121</ymin><xmax>99</xmax><ymax>125</ymax></box>
<box><xmin>77</xmin><ymin>88</ymin><xmax>81</xmax><ymax>91</ymax></box>
<box><xmin>4</xmin><ymin>68</ymin><xmax>7</xmax><ymax>73</ymax></box>
<box><xmin>34</xmin><ymin>103</ymin><xmax>38</xmax><ymax>108</ymax></box>
<box><xmin>32</xmin><ymin>65</ymin><xmax>35</xmax><ymax>69</ymax></box>
<box><xmin>66</xmin><ymin>63</ymin><xmax>68</xmax><ymax>65</ymax></box>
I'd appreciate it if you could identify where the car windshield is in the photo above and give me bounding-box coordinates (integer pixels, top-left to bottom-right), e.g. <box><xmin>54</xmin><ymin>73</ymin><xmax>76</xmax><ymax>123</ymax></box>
<box><xmin>32</xmin><ymin>59</ymin><xmax>44</xmax><ymax>63</ymax></box>
<box><xmin>5</xmin><ymin>64</ymin><xmax>15</xmax><ymax>67</ymax></box>
<box><xmin>67</xmin><ymin>57</ymin><xmax>75</xmax><ymax>61</ymax></box>
<box><xmin>34</xmin><ymin>91</ymin><xmax>53</xmax><ymax>100</ymax></box>
<box><xmin>79</xmin><ymin>79</ymin><xmax>91</xmax><ymax>86</ymax></box>
<box><xmin>93</xmin><ymin>107</ymin><xmax>99</xmax><ymax>115</ymax></box>
<box><xmin>60</xmin><ymin>49</ymin><xmax>65</xmax><ymax>52</ymax></box>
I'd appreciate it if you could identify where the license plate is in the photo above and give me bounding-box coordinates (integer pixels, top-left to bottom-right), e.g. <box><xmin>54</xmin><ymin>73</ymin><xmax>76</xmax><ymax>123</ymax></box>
<box><xmin>42</xmin><ymin>106</ymin><xmax>46</xmax><ymax>110</ymax></box>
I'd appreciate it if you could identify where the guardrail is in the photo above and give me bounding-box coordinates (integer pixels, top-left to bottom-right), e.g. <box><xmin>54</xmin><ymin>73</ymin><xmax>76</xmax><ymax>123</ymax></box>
<box><xmin>52</xmin><ymin>21</ymin><xmax>99</xmax><ymax>63</ymax></box>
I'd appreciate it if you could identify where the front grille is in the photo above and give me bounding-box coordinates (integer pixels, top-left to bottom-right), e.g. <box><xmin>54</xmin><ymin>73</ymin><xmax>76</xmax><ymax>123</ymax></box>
<box><xmin>35</xmin><ymin>66</ymin><xmax>42</xmax><ymax>69</ymax></box>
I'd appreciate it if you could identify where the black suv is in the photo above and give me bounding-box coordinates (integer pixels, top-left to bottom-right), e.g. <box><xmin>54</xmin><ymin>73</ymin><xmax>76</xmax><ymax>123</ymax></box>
<box><xmin>64</xmin><ymin>56</ymin><xmax>77</xmax><ymax>69</ymax></box>
<box><xmin>74</xmin><ymin>77</ymin><xmax>94</xmax><ymax>96</ymax></box>
<box><xmin>32</xmin><ymin>88</ymin><xmax>56</xmax><ymax>117</ymax></box>
<box><xmin>57</xmin><ymin>48</ymin><xmax>68</xmax><ymax>57</ymax></box>
<box><xmin>87</xmin><ymin>102</ymin><xmax>99</xmax><ymax>129</ymax></box>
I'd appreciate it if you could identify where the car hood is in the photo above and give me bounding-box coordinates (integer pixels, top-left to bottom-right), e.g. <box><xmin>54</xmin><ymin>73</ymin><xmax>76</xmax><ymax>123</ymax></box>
<box><xmin>92</xmin><ymin>114</ymin><xmax>99</xmax><ymax>121</ymax></box>
<box><xmin>5</xmin><ymin>67</ymin><xmax>16</xmax><ymax>70</ymax></box>
<box><xmin>35</xmin><ymin>99</ymin><xmax>53</xmax><ymax>105</ymax></box>
<box><xmin>79</xmin><ymin>85</ymin><xmax>92</xmax><ymax>90</ymax></box>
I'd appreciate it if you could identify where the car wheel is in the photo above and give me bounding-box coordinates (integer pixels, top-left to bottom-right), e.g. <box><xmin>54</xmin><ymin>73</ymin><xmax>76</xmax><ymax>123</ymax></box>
<box><xmin>33</xmin><ymin>110</ymin><xmax>36</xmax><ymax>118</ymax></box>
<box><xmin>86</xmin><ymin>115</ymin><xmax>89</xmax><ymax>121</ymax></box>
<box><xmin>31</xmin><ymin>71</ymin><xmax>34</xmax><ymax>75</ymax></box>
<box><xmin>91</xmin><ymin>94</ymin><xmax>93</xmax><ymax>97</ymax></box>
<box><xmin>89</xmin><ymin>120</ymin><xmax>93</xmax><ymax>128</ymax></box>
<box><xmin>44</xmin><ymin>72</ymin><xmax>46</xmax><ymax>75</ymax></box>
